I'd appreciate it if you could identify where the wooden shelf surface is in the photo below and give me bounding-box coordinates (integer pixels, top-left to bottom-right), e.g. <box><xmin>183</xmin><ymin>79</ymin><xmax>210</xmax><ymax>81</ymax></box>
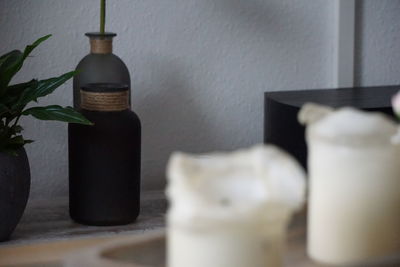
<box><xmin>1</xmin><ymin>192</ymin><xmax>399</xmax><ymax>267</ymax></box>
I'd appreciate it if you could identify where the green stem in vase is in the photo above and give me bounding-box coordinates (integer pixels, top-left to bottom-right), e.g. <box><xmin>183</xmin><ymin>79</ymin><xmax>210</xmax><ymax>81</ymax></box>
<box><xmin>100</xmin><ymin>0</ymin><xmax>106</xmax><ymax>34</ymax></box>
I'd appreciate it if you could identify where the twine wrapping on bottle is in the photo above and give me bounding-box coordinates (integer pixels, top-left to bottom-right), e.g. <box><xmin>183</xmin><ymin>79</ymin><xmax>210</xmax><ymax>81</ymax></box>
<box><xmin>80</xmin><ymin>90</ymin><xmax>129</xmax><ymax>111</ymax></box>
<box><xmin>90</xmin><ymin>39</ymin><xmax>113</xmax><ymax>54</ymax></box>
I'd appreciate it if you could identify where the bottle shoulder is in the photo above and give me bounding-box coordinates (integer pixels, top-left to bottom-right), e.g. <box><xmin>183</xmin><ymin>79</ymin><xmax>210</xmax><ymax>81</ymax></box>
<box><xmin>126</xmin><ymin>110</ymin><xmax>141</xmax><ymax>125</ymax></box>
<box><xmin>74</xmin><ymin>53</ymin><xmax>131</xmax><ymax>88</ymax></box>
<box><xmin>76</xmin><ymin>53</ymin><xmax>128</xmax><ymax>69</ymax></box>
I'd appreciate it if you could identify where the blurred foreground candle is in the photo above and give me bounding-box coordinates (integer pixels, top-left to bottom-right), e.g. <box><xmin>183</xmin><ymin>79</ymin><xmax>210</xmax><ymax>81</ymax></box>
<box><xmin>300</xmin><ymin>103</ymin><xmax>400</xmax><ymax>265</ymax></box>
<box><xmin>166</xmin><ymin>145</ymin><xmax>306</xmax><ymax>267</ymax></box>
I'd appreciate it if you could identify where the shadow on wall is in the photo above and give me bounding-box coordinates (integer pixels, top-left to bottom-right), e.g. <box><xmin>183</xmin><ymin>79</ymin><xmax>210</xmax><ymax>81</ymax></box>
<box><xmin>137</xmin><ymin>56</ymin><xmax>217</xmax><ymax>189</ymax></box>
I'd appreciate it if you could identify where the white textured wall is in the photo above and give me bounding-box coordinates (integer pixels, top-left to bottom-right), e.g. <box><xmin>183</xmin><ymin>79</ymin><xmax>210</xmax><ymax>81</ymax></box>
<box><xmin>355</xmin><ymin>0</ymin><xmax>400</xmax><ymax>86</ymax></box>
<box><xmin>0</xmin><ymin>0</ymin><xmax>337</xmax><ymax>198</ymax></box>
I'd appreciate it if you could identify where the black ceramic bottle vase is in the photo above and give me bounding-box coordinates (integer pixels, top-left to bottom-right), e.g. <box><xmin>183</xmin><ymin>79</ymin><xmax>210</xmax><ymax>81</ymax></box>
<box><xmin>68</xmin><ymin>83</ymin><xmax>141</xmax><ymax>226</ymax></box>
<box><xmin>73</xmin><ymin>32</ymin><xmax>130</xmax><ymax>109</ymax></box>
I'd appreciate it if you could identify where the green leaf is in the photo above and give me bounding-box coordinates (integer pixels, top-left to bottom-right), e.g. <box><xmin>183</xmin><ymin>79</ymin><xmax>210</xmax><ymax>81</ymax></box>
<box><xmin>22</xmin><ymin>105</ymin><xmax>93</xmax><ymax>125</ymax></box>
<box><xmin>16</xmin><ymin>71</ymin><xmax>76</xmax><ymax>108</ymax></box>
<box><xmin>0</xmin><ymin>50</ymin><xmax>21</xmax><ymax>68</ymax></box>
<box><xmin>24</xmin><ymin>139</ymin><xmax>34</xmax><ymax>144</ymax></box>
<box><xmin>7</xmin><ymin>135</ymin><xmax>25</xmax><ymax>145</ymax></box>
<box><xmin>10</xmin><ymin>125</ymin><xmax>23</xmax><ymax>134</ymax></box>
<box><xmin>0</xmin><ymin>50</ymin><xmax>18</xmax><ymax>61</ymax></box>
<box><xmin>21</xmin><ymin>35</ymin><xmax>52</xmax><ymax>61</ymax></box>
<box><xmin>2</xmin><ymin>135</ymin><xmax>26</xmax><ymax>154</ymax></box>
<box><xmin>0</xmin><ymin>103</ymin><xmax>9</xmax><ymax>116</ymax></box>
<box><xmin>0</xmin><ymin>129</ymin><xmax>32</xmax><ymax>155</ymax></box>
<box><xmin>0</xmin><ymin>35</ymin><xmax>51</xmax><ymax>96</ymax></box>
<box><xmin>35</xmin><ymin>71</ymin><xmax>76</xmax><ymax>99</ymax></box>
<box><xmin>0</xmin><ymin>51</ymin><xmax>23</xmax><ymax>95</ymax></box>
<box><xmin>7</xmin><ymin>79</ymin><xmax>38</xmax><ymax>96</ymax></box>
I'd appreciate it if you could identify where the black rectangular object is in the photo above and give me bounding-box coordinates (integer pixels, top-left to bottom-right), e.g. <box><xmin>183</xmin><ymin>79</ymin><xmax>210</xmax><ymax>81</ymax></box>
<box><xmin>264</xmin><ymin>85</ymin><xmax>399</xmax><ymax>168</ymax></box>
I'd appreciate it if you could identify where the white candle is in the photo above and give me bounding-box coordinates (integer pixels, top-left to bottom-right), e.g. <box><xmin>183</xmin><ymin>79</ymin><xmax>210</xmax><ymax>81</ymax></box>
<box><xmin>300</xmin><ymin>103</ymin><xmax>400</xmax><ymax>265</ymax></box>
<box><xmin>166</xmin><ymin>145</ymin><xmax>305</xmax><ymax>267</ymax></box>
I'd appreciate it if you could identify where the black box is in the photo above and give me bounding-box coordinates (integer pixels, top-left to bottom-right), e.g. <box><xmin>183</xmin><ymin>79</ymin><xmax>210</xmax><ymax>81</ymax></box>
<box><xmin>264</xmin><ymin>85</ymin><xmax>398</xmax><ymax>168</ymax></box>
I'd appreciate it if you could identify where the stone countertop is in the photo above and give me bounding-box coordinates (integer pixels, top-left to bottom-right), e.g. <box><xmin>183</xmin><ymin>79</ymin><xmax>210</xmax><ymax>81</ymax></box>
<box><xmin>1</xmin><ymin>191</ymin><xmax>166</xmax><ymax>247</ymax></box>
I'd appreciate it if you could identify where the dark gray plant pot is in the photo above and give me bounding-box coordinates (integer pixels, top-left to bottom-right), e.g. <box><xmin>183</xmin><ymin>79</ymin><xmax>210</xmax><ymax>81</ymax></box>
<box><xmin>0</xmin><ymin>148</ymin><xmax>30</xmax><ymax>241</ymax></box>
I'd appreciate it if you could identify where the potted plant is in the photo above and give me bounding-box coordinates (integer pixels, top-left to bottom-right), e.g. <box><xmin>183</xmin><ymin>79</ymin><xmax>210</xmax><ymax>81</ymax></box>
<box><xmin>0</xmin><ymin>35</ymin><xmax>92</xmax><ymax>241</ymax></box>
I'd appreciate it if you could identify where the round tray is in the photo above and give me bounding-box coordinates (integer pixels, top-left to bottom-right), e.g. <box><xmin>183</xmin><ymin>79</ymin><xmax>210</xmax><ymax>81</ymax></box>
<box><xmin>62</xmin><ymin>230</ymin><xmax>400</xmax><ymax>267</ymax></box>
